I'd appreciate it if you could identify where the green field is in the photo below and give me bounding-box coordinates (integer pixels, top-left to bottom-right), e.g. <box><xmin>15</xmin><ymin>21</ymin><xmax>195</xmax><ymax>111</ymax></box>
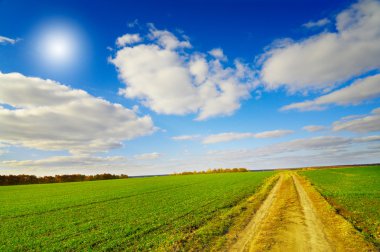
<box><xmin>0</xmin><ymin>171</ymin><xmax>274</xmax><ymax>251</ymax></box>
<box><xmin>300</xmin><ymin>166</ymin><xmax>380</xmax><ymax>246</ymax></box>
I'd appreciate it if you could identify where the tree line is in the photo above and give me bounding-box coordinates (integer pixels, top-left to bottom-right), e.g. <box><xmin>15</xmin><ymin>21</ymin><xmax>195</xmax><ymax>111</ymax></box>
<box><xmin>0</xmin><ymin>173</ymin><xmax>128</xmax><ymax>186</ymax></box>
<box><xmin>172</xmin><ymin>168</ymin><xmax>248</xmax><ymax>175</ymax></box>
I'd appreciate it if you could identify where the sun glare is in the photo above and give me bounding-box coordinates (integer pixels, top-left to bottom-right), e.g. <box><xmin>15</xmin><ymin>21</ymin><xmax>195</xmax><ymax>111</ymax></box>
<box><xmin>31</xmin><ymin>20</ymin><xmax>86</xmax><ymax>70</ymax></box>
<box><xmin>42</xmin><ymin>30</ymin><xmax>74</xmax><ymax>63</ymax></box>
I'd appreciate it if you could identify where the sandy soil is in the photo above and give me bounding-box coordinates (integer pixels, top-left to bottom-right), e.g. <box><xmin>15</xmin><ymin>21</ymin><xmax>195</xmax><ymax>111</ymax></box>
<box><xmin>229</xmin><ymin>173</ymin><xmax>376</xmax><ymax>252</ymax></box>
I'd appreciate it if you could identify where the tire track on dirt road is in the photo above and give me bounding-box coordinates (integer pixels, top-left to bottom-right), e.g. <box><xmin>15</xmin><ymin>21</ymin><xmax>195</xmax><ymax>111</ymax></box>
<box><xmin>229</xmin><ymin>175</ymin><xmax>283</xmax><ymax>251</ymax></box>
<box><xmin>229</xmin><ymin>172</ymin><xmax>376</xmax><ymax>252</ymax></box>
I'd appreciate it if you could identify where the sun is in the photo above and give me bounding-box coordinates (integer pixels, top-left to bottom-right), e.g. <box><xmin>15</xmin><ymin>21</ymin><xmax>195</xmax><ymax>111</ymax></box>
<box><xmin>32</xmin><ymin>20</ymin><xmax>86</xmax><ymax>69</ymax></box>
<box><xmin>42</xmin><ymin>30</ymin><xmax>75</xmax><ymax>64</ymax></box>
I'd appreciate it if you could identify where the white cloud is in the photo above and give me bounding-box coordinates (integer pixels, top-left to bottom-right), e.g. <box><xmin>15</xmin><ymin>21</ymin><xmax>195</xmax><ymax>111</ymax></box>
<box><xmin>148</xmin><ymin>27</ymin><xmax>191</xmax><ymax>50</ymax></box>
<box><xmin>3</xmin><ymin>155</ymin><xmax>127</xmax><ymax>168</ymax></box>
<box><xmin>209</xmin><ymin>135</ymin><xmax>380</xmax><ymax>159</ymax></box>
<box><xmin>0</xmin><ymin>154</ymin><xmax>135</xmax><ymax>176</ymax></box>
<box><xmin>303</xmin><ymin>125</ymin><xmax>327</xmax><ymax>132</ymax></box>
<box><xmin>134</xmin><ymin>152</ymin><xmax>161</xmax><ymax>160</ymax></box>
<box><xmin>111</xmin><ymin>26</ymin><xmax>255</xmax><ymax>120</ymax></box>
<box><xmin>113</xmin><ymin>44</ymin><xmax>200</xmax><ymax>115</ymax></box>
<box><xmin>202</xmin><ymin>130</ymin><xmax>293</xmax><ymax>144</ymax></box>
<box><xmin>282</xmin><ymin>74</ymin><xmax>380</xmax><ymax>111</ymax></box>
<box><xmin>0</xmin><ymin>35</ymin><xmax>18</xmax><ymax>45</ymax></box>
<box><xmin>267</xmin><ymin>136</ymin><xmax>350</xmax><ymax>153</ymax></box>
<box><xmin>254</xmin><ymin>129</ymin><xmax>294</xmax><ymax>138</ymax></box>
<box><xmin>2</xmin><ymin>135</ymin><xmax>379</xmax><ymax>176</ymax></box>
<box><xmin>172</xmin><ymin>135</ymin><xmax>201</xmax><ymax>141</ymax></box>
<box><xmin>332</xmin><ymin>107</ymin><xmax>380</xmax><ymax>133</ymax></box>
<box><xmin>203</xmin><ymin>132</ymin><xmax>256</xmax><ymax>144</ymax></box>
<box><xmin>116</xmin><ymin>34</ymin><xmax>141</xmax><ymax>47</ymax></box>
<box><xmin>303</xmin><ymin>18</ymin><xmax>330</xmax><ymax>28</ymax></box>
<box><xmin>189</xmin><ymin>55</ymin><xmax>208</xmax><ymax>83</ymax></box>
<box><xmin>0</xmin><ymin>72</ymin><xmax>156</xmax><ymax>154</ymax></box>
<box><xmin>354</xmin><ymin>135</ymin><xmax>380</xmax><ymax>142</ymax></box>
<box><xmin>205</xmin><ymin>135</ymin><xmax>380</xmax><ymax>169</ymax></box>
<box><xmin>209</xmin><ymin>48</ymin><xmax>227</xmax><ymax>61</ymax></box>
<box><xmin>260</xmin><ymin>0</ymin><xmax>380</xmax><ymax>91</ymax></box>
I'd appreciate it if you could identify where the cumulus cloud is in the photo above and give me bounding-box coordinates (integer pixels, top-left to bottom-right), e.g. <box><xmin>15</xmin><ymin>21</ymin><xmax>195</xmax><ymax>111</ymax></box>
<box><xmin>332</xmin><ymin>107</ymin><xmax>380</xmax><ymax>133</ymax></box>
<box><xmin>148</xmin><ymin>27</ymin><xmax>191</xmax><ymax>50</ymax></box>
<box><xmin>116</xmin><ymin>34</ymin><xmax>142</xmax><ymax>47</ymax></box>
<box><xmin>202</xmin><ymin>130</ymin><xmax>293</xmax><ymax>144</ymax></box>
<box><xmin>282</xmin><ymin>74</ymin><xmax>380</xmax><ymax>111</ymax></box>
<box><xmin>0</xmin><ymin>35</ymin><xmax>18</xmax><ymax>45</ymax></box>
<box><xmin>110</xmin><ymin>26</ymin><xmax>255</xmax><ymax>120</ymax></box>
<box><xmin>260</xmin><ymin>0</ymin><xmax>380</xmax><ymax>91</ymax></box>
<box><xmin>208</xmin><ymin>48</ymin><xmax>227</xmax><ymax>61</ymax></box>
<box><xmin>0</xmin><ymin>72</ymin><xmax>155</xmax><ymax>154</ymax></box>
<box><xmin>303</xmin><ymin>125</ymin><xmax>327</xmax><ymax>132</ymax></box>
<box><xmin>303</xmin><ymin>18</ymin><xmax>331</xmax><ymax>29</ymax></box>
<box><xmin>134</xmin><ymin>152</ymin><xmax>161</xmax><ymax>160</ymax></box>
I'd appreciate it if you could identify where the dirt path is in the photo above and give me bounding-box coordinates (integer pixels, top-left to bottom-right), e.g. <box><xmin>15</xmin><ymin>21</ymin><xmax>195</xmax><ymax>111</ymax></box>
<box><xmin>229</xmin><ymin>172</ymin><xmax>376</xmax><ymax>252</ymax></box>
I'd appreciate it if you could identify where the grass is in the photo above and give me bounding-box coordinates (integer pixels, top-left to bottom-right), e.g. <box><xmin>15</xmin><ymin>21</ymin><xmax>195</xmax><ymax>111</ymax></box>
<box><xmin>0</xmin><ymin>171</ymin><xmax>274</xmax><ymax>251</ymax></box>
<box><xmin>300</xmin><ymin>165</ymin><xmax>380</xmax><ymax>247</ymax></box>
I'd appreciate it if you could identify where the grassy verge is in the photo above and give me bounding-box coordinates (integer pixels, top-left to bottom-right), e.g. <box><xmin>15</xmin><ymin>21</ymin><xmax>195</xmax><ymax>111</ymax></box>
<box><xmin>299</xmin><ymin>166</ymin><xmax>380</xmax><ymax>248</ymax></box>
<box><xmin>169</xmin><ymin>174</ymin><xmax>280</xmax><ymax>251</ymax></box>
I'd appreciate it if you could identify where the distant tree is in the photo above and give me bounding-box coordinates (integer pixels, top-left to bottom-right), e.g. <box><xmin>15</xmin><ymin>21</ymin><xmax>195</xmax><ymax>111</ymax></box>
<box><xmin>0</xmin><ymin>173</ymin><xmax>129</xmax><ymax>186</ymax></box>
<box><xmin>172</xmin><ymin>168</ymin><xmax>248</xmax><ymax>176</ymax></box>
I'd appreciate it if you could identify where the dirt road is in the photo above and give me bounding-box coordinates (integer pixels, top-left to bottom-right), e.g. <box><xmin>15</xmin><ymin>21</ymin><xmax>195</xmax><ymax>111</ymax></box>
<box><xmin>230</xmin><ymin>173</ymin><xmax>376</xmax><ymax>252</ymax></box>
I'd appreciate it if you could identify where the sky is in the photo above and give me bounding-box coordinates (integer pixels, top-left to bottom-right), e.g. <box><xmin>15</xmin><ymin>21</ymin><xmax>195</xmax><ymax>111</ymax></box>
<box><xmin>0</xmin><ymin>0</ymin><xmax>380</xmax><ymax>176</ymax></box>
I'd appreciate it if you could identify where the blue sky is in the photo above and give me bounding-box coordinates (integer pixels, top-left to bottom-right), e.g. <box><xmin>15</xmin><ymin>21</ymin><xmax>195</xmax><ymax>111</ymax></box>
<box><xmin>0</xmin><ymin>0</ymin><xmax>379</xmax><ymax>176</ymax></box>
